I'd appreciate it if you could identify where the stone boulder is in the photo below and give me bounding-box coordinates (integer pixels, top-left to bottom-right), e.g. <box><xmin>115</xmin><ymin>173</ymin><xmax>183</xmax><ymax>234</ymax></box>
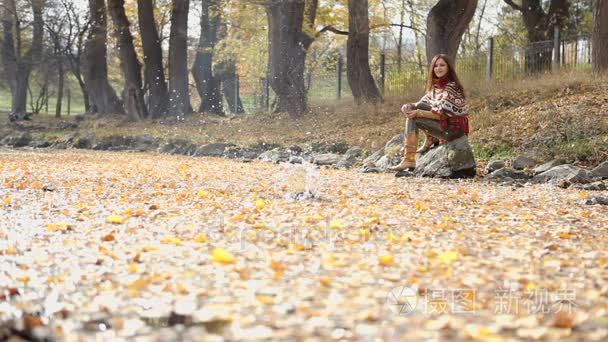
<box><xmin>533</xmin><ymin>159</ymin><xmax>567</xmax><ymax>175</ymax></box>
<box><xmin>486</xmin><ymin>160</ymin><xmax>506</xmax><ymax>173</ymax></box>
<box><xmin>532</xmin><ymin>164</ymin><xmax>594</xmax><ymax>184</ymax></box>
<box><xmin>486</xmin><ymin>168</ymin><xmax>531</xmax><ymax>181</ymax></box>
<box><xmin>590</xmin><ymin>161</ymin><xmax>608</xmax><ymax>179</ymax></box>
<box><xmin>313</xmin><ymin>153</ymin><xmax>342</xmax><ymax>166</ymax></box>
<box><xmin>336</xmin><ymin>146</ymin><xmax>361</xmax><ymax>169</ymax></box>
<box><xmin>258</xmin><ymin>148</ymin><xmax>292</xmax><ymax>164</ymax></box>
<box><xmin>1</xmin><ymin>132</ymin><xmax>32</xmax><ymax>147</ymax></box>
<box><xmin>512</xmin><ymin>156</ymin><xmax>537</xmax><ymax>170</ymax></box>
<box><xmin>193</xmin><ymin>142</ymin><xmax>234</xmax><ymax>157</ymax></box>
<box><xmin>413</xmin><ymin>136</ymin><xmax>476</xmax><ymax>178</ymax></box>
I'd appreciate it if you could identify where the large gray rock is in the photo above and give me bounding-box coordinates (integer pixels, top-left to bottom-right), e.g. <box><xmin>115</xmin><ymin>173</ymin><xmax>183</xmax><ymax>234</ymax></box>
<box><xmin>313</xmin><ymin>153</ymin><xmax>342</xmax><ymax>166</ymax></box>
<box><xmin>361</xmin><ymin>149</ymin><xmax>384</xmax><ymax>167</ymax></box>
<box><xmin>131</xmin><ymin>135</ymin><xmax>159</xmax><ymax>152</ymax></box>
<box><xmin>532</xmin><ymin>164</ymin><xmax>594</xmax><ymax>184</ymax></box>
<box><xmin>414</xmin><ymin>136</ymin><xmax>476</xmax><ymax>178</ymax></box>
<box><xmin>74</xmin><ymin>132</ymin><xmax>96</xmax><ymax>149</ymax></box>
<box><xmin>193</xmin><ymin>142</ymin><xmax>234</xmax><ymax>157</ymax></box>
<box><xmin>512</xmin><ymin>156</ymin><xmax>537</xmax><ymax>170</ymax></box>
<box><xmin>573</xmin><ymin>181</ymin><xmax>607</xmax><ymax>191</ymax></box>
<box><xmin>1</xmin><ymin>132</ymin><xmax>31</xmax><ymax>147</ymax></box>
<box><xmin>486</xmin><ymin>168</ymin><xmax>531</xmax><ymax>180</ymax></box>
<box><xmin>533</xmin><ymin>159</ymin><xmax>567</xmax><ymax>175</ymax></box>
<box><xmin>590</xmin><ymin>161</ymin><xmax>608</xmax><ymax>179</ymax></box>
<box><xmin>385</xmin><ymin>134</ymin><xmax>404</xmax><ymax>149</ymax></box>
<box><xmin>336</xmin><ymin>146</ymin><xmax>361</xmax><ymax>169</ymax></box>
<box><xmin>375</xmin><ymin>155</ymin><xmax>400</xmax><ymax>171</ymax></box>
<box><xmin>486</xmin><ymin>159</ymin><xmax>506</xmax><ymax>173</ymax></box>
<box><xmin>258</xmin><ymin>148</ymin><xmax>291</xmax><ymax>164</ymax></box>
<box><xmin>160</xmin><ymin>139</ymin><xmax>196</xmax><ymax>155</ymax></box>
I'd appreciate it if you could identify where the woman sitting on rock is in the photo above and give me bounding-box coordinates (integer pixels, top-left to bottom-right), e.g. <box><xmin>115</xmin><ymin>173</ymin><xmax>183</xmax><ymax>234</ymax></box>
<box><xmin>390</xmin><ymin>54</ymin><xmax>469</xmax><ymax>171</ymax></box>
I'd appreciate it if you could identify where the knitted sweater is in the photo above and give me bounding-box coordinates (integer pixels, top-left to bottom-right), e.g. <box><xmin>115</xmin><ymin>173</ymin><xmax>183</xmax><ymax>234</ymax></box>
<box><xmin>415</xmin><ymin>81</ymin><xmax>469</xmax><ymax>135</ymax></box>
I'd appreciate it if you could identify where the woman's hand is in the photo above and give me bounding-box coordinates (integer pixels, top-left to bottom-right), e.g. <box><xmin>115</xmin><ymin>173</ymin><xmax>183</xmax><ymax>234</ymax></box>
<box><xmin>404</xmin><ymin>110</ymin><xmax>417</xmax><ymax>119</ymax></box>
<box><xmin>401</xmin><ymin>103</ymin><xmax>413</xmax><ymax>114</ymax></box>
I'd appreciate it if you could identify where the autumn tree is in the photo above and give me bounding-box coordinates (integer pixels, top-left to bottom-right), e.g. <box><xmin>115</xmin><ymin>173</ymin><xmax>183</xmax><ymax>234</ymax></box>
<box><xmin>84</xmin><ymin>0</ymin><xmax>124</xmax><ymax>115</ymax></box>
<box><xmin>265</xmin><ymin>0</ymin><xmax>318</xmax><ymax>117</ymax></box>
<box><xmin>347</xmin><ymin>0</ymin><xmax>381</xmax><ymax>104</ymax></box>
<box><xmin>137</xmin><ymin>0</ymin><xmax>169</xmax><ymax>117</ymax></box>
<box><xmin>168</xmin><ymin>0</ymin><xmax>191</xmax><ymax>117</ymax></box>
<box><xmin>1</xmin><ymin>0</ymin><xmax>45</xmax><ymax>119</ymax></box>
<box><xmin>108</xmin><ymin>0</ymin><xmax>148</xmax><ymax>120</ymax></box>
<box><xmin>592</xmin><ymin>0</ymin><xmax>607</xmax><ymax>73</ymax></box>
<box><xmin>426</xmin><ymin>0</ymin><xmax>478</xmax><ymax>64</ymax></box>
<box><xmin>192</xmin><ymin>0</ymin><xmax>223</xmax><ymax>115</ymax></box>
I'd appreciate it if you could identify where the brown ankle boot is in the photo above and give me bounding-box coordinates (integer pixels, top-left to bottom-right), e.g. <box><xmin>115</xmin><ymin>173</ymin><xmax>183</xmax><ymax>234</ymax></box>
<box><xmin>417</xmin><ymin>133</ymin><xmax>439</xmax><ymax>153</ymax></box>
<box><xmin>389</xmin><ymin>132</ymin><xmax>418</xmax><ymax>171</ymax></box>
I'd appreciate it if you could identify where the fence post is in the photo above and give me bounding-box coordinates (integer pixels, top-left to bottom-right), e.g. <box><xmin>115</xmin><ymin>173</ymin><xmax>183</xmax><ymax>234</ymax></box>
<box><xmin>486</xmin><ymin>37</ymin><xmax>494</xmax><ymax>81</ymax></box>
<box><xmin>336</xmin><ymin>55</ymin><xmax>343</xmax><ymax>100</ymax></box>
<box><xmin>552</xmin><ymin>25</ymin><xmax>561</xmax><ymax>72</ymax></box>
<box><xmin>235</xmin><ymin>74</ymin><xmax>240</xmax><ymax>112</ymax></box>
<box><xmin>379</xmin><ymin>53</ymin><xmax>385</xmax><ymax>96</ymax></box>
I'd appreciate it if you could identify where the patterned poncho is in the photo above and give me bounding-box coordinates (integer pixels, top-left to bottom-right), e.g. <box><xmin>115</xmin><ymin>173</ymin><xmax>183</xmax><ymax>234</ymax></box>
<box><xmin>415</xmin><ymin>80</ymin><xmax>469</xmax><ymax>136</ymax></box>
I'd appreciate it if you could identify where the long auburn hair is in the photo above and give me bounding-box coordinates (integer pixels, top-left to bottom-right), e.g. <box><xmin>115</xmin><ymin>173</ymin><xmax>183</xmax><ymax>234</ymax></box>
<box><xmin>425</xmin><ymin>54</ymin><xmax>465</xmax><ymax>98</ymax></box>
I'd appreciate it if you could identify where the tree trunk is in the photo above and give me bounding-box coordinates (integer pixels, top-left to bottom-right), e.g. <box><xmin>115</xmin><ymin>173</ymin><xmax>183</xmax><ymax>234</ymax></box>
<box><xmin>504</xmin><ymin>0</ymin><xmax>569</xmax><ymax>73</ymax></box>
<box><xmin>108</xmin><ymin>0</ymin><xmax>148</xmax><ymax>120</ymax></box>
<box><xmin>1</xmin><ymin>0</ymin><xmax>44</xmax><ymax>118</ymax></box>
<box><xmin>592</xmin><ymin>0</ymin><xmax>608</xmax><ymax>73</ymax></box>
<box><xmin>137</xmin><ymin>0</ymin><xmax>168</xmax><ymax>117</ymax></box>
<box><xmin>56</xmin><ymin>59</ymin><xmax>64</xmax><ymax>118</ymax></box>
<box><xmin>426</xmin><ymin>0</ymin><xmax>478</xmax><ymax>65</ymax></box>
<box><xmin>266</xmin><ymin>0</ymin><xmax>310</xmax><ymax>117</ymax></box>
<box><xmin>192</xmin><ymin>0</ymin><xmax>223</xmax><ymax>115</ymax></box>
<box><xmin>84</xmin><ymin>0</ymin><xmax>124</xmax><ymax>115</ymax></box>
<box><xmin>347</xmin><ymin>0</ymin><xmax>381</xmax><ymax>104</ymax></box>
<box><xmin>220</xmin><ymin>60</ymin><xmax>245</xmax><ymax>114</ymax></box>
<box><xmin>168</xmin><ymin>0</ymin><xmax>191</xmax><ymax>117</ymax></box>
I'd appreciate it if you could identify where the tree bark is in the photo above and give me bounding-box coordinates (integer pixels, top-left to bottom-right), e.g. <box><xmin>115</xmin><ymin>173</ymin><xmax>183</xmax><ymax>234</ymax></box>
<box><xmin>108</xmin><ymin>0</ymin><xmax>148</xmax><ymax>120</ymax></box>
<box><xmin>592</xmin><ymin>0</ymin><xmax>608</xmax><ymax>73</ymax></box>
<box><xmin>84</xmin><ymin>0</ymin><xmax>124</xmax><ymax>115</ymax></box>
<box><xmin>347</xmin><ymin>0</ymin><xmax>381</xmax><ymax>104</ymax></box>
<box><xmin>56</xmin><ymin>60</ymin><xmax>64</xmax><ymax>118</ymax></box>
<box><xmin>1</xmin><ymin>0</ymin><xmax>44</xmax><ymax>118</ymax></box>
<box><xmin>503</xmin><ymin>0</ymin><xmax>569</xmax><ymax>73</ymax></box>
<box><xmin>426</xmin><ymin>0</ymin><xmax>478</xmax><ymax>65</ymax></box>
<box><xmin>220</xmin><ymin>60</ymin><xmax>245</xmax><ymax>114</ymax></box>
<box><xmin>168</xmin><ymin>0</ymin><xmax>191</xmax><ymax>117</ymax></box>
<box><xmin>137</xmin><ymin>0</ymin><xmax>168</xmax><ymax>117</ymax></box>
<box><xmin>266</xmin><ymin>0</ymin><xmax>312</xmax><ymax>117</ymax></box>
<box><xmin>192</xmin><ymin>0</ymin><xmax>223</xmax><ymax>115</ymax></box>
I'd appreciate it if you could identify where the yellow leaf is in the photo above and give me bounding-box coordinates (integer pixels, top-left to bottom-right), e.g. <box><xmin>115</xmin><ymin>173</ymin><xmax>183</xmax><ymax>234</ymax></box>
<box><xmin>418</xmin><ymin>266</ymin><xmax>428</xmax><ymax>273</ymax></box>
<box><xmin>379</xmin><ymin>253</ymin><xmax>394</xmax><ymax>266</ymax></box>
<box><xmin>319</xmin><ymin>276</ymin><xmax>332</xmax><ymax>287</ymax></box>
<box><xmin>256</xmin><ymin>294</ymin><xmax>274</xmax><ymax>305</ymax></box>
<box><xmin>193</xmin><ymin>234</ymin><xmax>208</xmax><ymax>243</ymax></box>
<box><xmin>160</xmin><ymin>237</ymin><xmax>182</xmax><ymax>245</ymax></box>
<box><xmin>197</xmin><ymin>189</ymin><xmax>208</xmax><ymax>198</ymax></box>
<box><xmin>47</xmin><ymin>222</ymin><xmax>70</xmax><ymax>232</ymax></box>
<box><xmin>210</xmin><ymin>248</ymin><xmax>236</xmax><ymax>264</ymax></box>
<box><xmin>106</xmin><ymin>215</ymin><xmax>125</xmax><ymax>224</ymax></box>
<box><xmin>16</xmin><ymin>275</ymin><xmax>30</xmax><ymax>284</ymax></box>
<box><xmin>1</xmin><ymin>247</ymin><xmax>17</xmax><ymax>255</ymax></box>
<box><xmin>255</xmin><ymin>199</ymin><xmax>266</xmax><ymax>211</ymax></box>
<box><xmin>329</xmin><ymin>220</ymin><xmax>343</xmax><ymax>229</ymax></box>
<box><xmin>558</xmin><ymin>231</ymin><xmax>570</xmax><ymax>239</ymax></box>
<box><xmin>414</xmin><ymin>201</ymin><xmax>428</xmax><ymax>212</ymax></box>
<box><xmin>141</xmin><ymin>245</ymin><xmax>159</xmax><ymax>252</ymax></box>
<box><xmin>438</xmin><ymin>251</ymin><xmax>458</xmax><ymax>264</ymax></box>
<box><xmin>128</xmin><ymin>263</ymin><xmax>138</xmax><ymax>273</ymax></box>
<box><xmin>3</xmin><ymin>197</ymin><xmax>11</xmax><ymax>206</ymax></box>
<box><xmin>577</xmin><ymin>191</ymin><xmax>589</xmax><ymax>199</ymax></box>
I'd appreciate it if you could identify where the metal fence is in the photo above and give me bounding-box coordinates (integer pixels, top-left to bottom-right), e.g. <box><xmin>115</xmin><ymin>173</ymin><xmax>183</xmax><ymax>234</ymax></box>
<box><xmin>247</xmin><ymin>30</ymin><xmax>592</xmax><ymax>112</ymax></box>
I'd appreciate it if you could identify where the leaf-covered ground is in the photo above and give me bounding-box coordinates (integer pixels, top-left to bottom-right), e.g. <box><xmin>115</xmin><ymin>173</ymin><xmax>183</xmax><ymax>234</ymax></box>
<box><xmin>1</xmin><ymin>149</ymin><xmax>607</xmax><ymax>341</ymax></box>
